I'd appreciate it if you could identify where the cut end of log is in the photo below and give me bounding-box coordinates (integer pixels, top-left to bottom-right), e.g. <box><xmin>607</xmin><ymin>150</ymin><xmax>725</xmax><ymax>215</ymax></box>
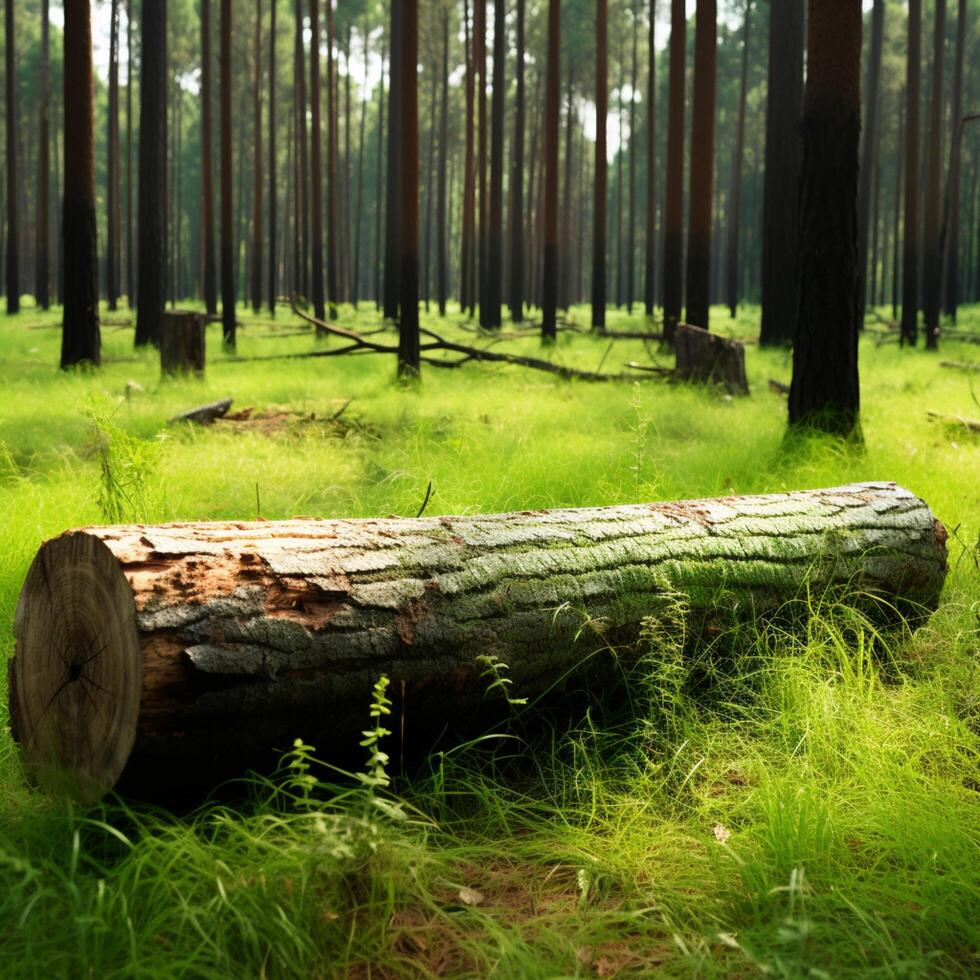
<box><xmin>10</xmin><ymin>533</ymin><xmax>142</xmax><ymax>802</ymax></box>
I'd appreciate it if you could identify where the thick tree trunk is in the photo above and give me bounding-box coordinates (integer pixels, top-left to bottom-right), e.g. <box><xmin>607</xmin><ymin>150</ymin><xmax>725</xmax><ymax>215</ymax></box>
<box><xmin>726</xmin><ymin>1</ymin><xmax>750</xmax><ymax>319</ymax></box>
<box><xmin>9</xmin><ymin>483</ymin><xmax>947</xmax><ymax>802</ymax></box>
<box><xmin>901</xmin><ymin>0</ymin><xmax>922</xmax><ymax>347</ymax></box>
<box><xmin>662</xmin><ymin>0</ymin><xmax>685</xmax><ymax>342</ymax></box>
<box><xmin>759</xmin><ymin>0</ymin><xmax>804</xmax><ymax>345</ymax></box>
<box><xmin>61</xmin><ymin>0</ymin><xmax>101</xmax><ymax>368</ymax></box>
<box><xmin>684</xmin><ymin>0</ymin><xmax>716</xmax><ymax>330</ymax></box>
<box><xmin>789</xmin><ymin>0</ymin><xmax>862</xmax><ymax>436</ymax></box>
<box><xmin>922</xmin><ymin>0</ymin><xmax>945</xmax><ymax>349</ymax></box>
<box><xmin>541</xmin><ymin>0</ymin><xmax>560</xmax><ymax>341</ymax></box>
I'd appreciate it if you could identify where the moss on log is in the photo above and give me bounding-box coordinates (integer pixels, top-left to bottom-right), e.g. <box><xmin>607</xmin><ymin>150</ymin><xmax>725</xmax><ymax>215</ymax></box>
<box><xmin>8</xmin><ymin>482</ymin><xmax>947</xmax><ymax>800</ymax></box>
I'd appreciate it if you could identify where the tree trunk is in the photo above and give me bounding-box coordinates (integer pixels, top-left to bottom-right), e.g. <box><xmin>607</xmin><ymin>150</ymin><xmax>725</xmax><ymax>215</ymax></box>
<box><xmin>922</xmin><ymin>0</ymin><xmax>945</xmax><ymax>349</ymax></box>
<box><xmin>374</xmin><ymin>24</ymin><xmax>386</xmax><ymax>310</ymax></box>
<box><xmin>486</xmin><ymin>0</ymin><xmax>505</xmax><ymax>328</ymax></box>
<box><xmin>201</xmin><ymin>0</ymin><xmax>217</xmax><ymax>315</ymax></box>
<box><xmin>9</xmin><ymin>482</ymin><xmax>947</xmax><ymax>802</ymax></box>
<box><xmin>325</xmin><ymin>0</ymin><xmax>339</xmax><ymax>313</ymax></box>
<box><xmin>353</xmin><ymin>21</ymin><xmax>368</xmax><ymax>309</ymax></box>
<box><xmin>941</xmin><ymin>0</ymin><xmax>967</xmax><ymax>322</ymax></box>
<box><xmin>726</xmin><ymin>0</ymin><xmax>750</xmax><ymax>319</ymax></box>
<box><xmin>107</xmin><ymin>0</ymin><xmax>121</xmax><ymax>311</ymax></box>
<box><xmin>267</xmin><ymin>0</ymin><xmax>277</xmax><ymax>315</ymax></box>
<box><xmin>219</xmin><ymin>0</ymin><xmax>235</xmax><ymax>347</ymax></box>
<box><xmin>294</xmin><ymin>0</ymin><xmax>309</xmax><ymax>299</ymax></box>
<box><xmin>460</xmin><ymin>0</ymin><xmax>474</xmax><ymax>313</ymax></box>
<box><xmin>627</xmin><ymin>5</ymin><xmax>637</xmax><ymax>314</ymax></box>
<box><xmin>662</xmin><ymin>0</ymin><xmax>685</xmax><ymax>342</ymax></box>
<box><xmin>126</xmin><ymin>0</ymin><xmax>134</xmax><ymax>305</ymax></box>
<box><xmin>475</xmin><ymin>0</ymin><xmax>488</xmax><ymax>326</ymax></box>
<box><xmin>383</xmin><ymin>3</ymin><xmax>403</xmax><ymax>320</ymax></box>
<box><xmin>644</xmin><ymin>0</ymin><xmax>656</xmax><ymax>317</ymax></box>
<box><xmin>61</xmin><ymin>0</ymin><xmax>101</xmax><ymax>367</ymax></box>
<box><xmin>892</xmin><ymin>95</ymin><xmax>904</xmax><ymax>321</ymax></box>
<box><xmin>437</xmin><ymin>9</ymin><xmax>450</xmax><ymax>317</ymax></box>
<box><xmin>857</xmin><ymin>0</ymin><xmax>884</xmax><ymax>324</ymax></box>
<box><xmin>37</xmin><ymin>0</ymin><xmax>50</xmax><ymax>310</ymax></box>
<box><xmin>901</xmin><ymin>0</ymin><xmax>922</xmax><ymax>346</ymax></box>
<box><xmin>423</xmin><ymin>53</ymin><xmax>437</xmax><ymax>314</ymax></box>
<box><xmin>759</xmin><ymin>0</ymin><xmax>804</xmax><ymax>345</ymax></box>
<box><xmin>789</xmin><ymin>0</ymin><xmax>861</xmax><ymax>436</ymax></box>
<box><xmin>562</xmin><ymin>65</ymin><xmax>576</xmax><ymax>312</ymax></box>
<box><xmin>541</xmin><ymin>0</ymin><xmax>561</xmax><ymax>341</ymax></box>
<box><xmin>251</xmin><ymin>0</ymin><xmax>263</xmax><ymax>315</ymax></box>
<box><xmin>507</xmin><ymin>0</ymin><xmax>525</xmax><ymax>323</ymax></box>
<box><xmin>397</xmin><ymin>0</ymin><xmax>420</xmax><ymax>378</ymax></box>
<box><xmin>592</xmin><ymin>0</ymin><xmax>607</xmax><ymax>329</ymax></box>
<box><xmin>4</xmin><ymin>0</ymin><xmax>19</xmax><ymax>314</ymax></box>
<box><xmin>160</xmin><ymin>310</ymin><xmax>206</xmax><ymax>376</ymax></box>
<box><xmin>309</xmin><ymin>0</ymin><xmax>325</xmax><ymax>322</ymax></box>
<box><xmin>684</xmin><ymin>0</ymin><xmax>716</xmax><ymax>330</ymax></box>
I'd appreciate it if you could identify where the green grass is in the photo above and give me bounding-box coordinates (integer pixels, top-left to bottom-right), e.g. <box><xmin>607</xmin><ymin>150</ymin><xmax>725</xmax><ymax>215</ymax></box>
<box><xmin>0</xmin><ymin>301</ymin><xmax>977</xmax><ymax>977</ymax></box>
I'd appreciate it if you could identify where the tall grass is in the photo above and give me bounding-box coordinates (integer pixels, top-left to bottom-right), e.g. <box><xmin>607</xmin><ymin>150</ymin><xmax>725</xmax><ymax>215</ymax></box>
<box><xmin>0</xmin><ymin>303</ymin><xmax>977</xmax><ymax>977</ymax></box>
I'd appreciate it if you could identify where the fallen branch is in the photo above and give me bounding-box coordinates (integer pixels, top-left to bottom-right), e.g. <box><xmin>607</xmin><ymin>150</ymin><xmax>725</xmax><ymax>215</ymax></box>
<box><xmin>168</xmin><ymin>398</ymin><xmax>234</xmax><ymax>425</ymax></box>
<box><xmin>769</xmin><ymin>379</ymin><xmax>791</xmax><ymax>395</ymax></box>
<box><xmin>940</xmin><ymin>360</ymin><xmax>980</xmax><ymax>371</ymax></box>
<box><xmin>927</xmin><ymin>411</ymin><xmax>980</xmax><ymax>433</ymax></box>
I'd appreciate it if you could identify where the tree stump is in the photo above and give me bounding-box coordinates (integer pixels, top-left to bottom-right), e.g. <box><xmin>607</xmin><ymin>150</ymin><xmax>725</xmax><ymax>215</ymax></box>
<box><xmin>8</xmin><ymin>483</ymin><xmax>946</xmax><ymax>800</ymax></box>
<box><xmin>675</xmin><ymin>323</ymin><xmax>749</xmax><ymax>394</ymax></box>
<box><xmin>160</xmin><ymin>311</ymin><xmax>206</xmax><ymax>376</ymax></box>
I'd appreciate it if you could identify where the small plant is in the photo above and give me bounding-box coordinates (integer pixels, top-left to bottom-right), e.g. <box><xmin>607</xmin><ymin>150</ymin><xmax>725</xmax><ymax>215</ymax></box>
<box><xmin>476</xmin><ymin>654</ymin><xmax>528</xmax><ymax>708</ymax></box>
<box><xmin>282</xmin><ymin>738</ymin><xmax>320</xmax><ymax>808</ymax></box>
<box><xmin>84</xmin><ymin>397</ymin><xmax>160</xmax><ymax>523</ymax></box>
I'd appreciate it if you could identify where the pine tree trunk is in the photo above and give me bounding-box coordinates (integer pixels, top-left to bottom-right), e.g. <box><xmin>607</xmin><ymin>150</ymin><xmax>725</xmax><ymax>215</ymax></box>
<box><xmin>789</xmin><ymin>0</ymin><xmax>861</xmax><ymax>436</ymax></box>
<box><xmin>36</xmin><ymin>0</ymin><xmax>50</xmax><ymax>310</ymax></box>
<box><xmin>461</xmin><ymin>0</ymin><xmax>475</xmax><ymax>314</ymax></box>
<box><xmin>4</xmin><ymin>0</ymin><xmax>19</xmax><ymax>313</ymax></box>
<box><xmin>592</xmin><ymin>0</ymin><xmax>607</xmax><ymax>329</ymax></box>
<box><xmin>627</xmin><ymin>5</ymin><xmax>637</xmax><ymax>314</ymax></box>
<box><xmin>107</xmin><ymin>0</ymin><xmax>121</xmax><ymax>311</ymax></box>
<box><xmin>267</xmin><ymin>0</ymin><xmax>277</xmax><ymax>315</ymax></box>
<box><xmin>397</xmin><ymin>0</ymin><xmax>420</xmax><ymax>377</ymax></box>
<box><xmin>941</xmin><ymin>0</ymin><xmax>967</xmax><ymax>322</ymax></box>
<box><xmin>353</xmin><ymin>21</ymin><xmax>368</xmax><ymax>310</ymax></box>
<box><xmin>922</xmin><ymin>0</ymin><xmax>945</xmax><ymax>349</ymax></box>
<box><xmin>294</xmin><ymin>0</ymin><xmax>309</xmax><ymax>300</ymax></box>
<box><xmin>374</xmin><ymin>25</ymin><xmax>385</xmax><ymax>310</ymax></box>
<box><xmin>437</xmin><ymin>9</ymin><xmax>450</xmax><ymax>317</ymax></box>
<box><xmin>662</xmin><ymin>0</ymin><xmax>685</xmax><ymax>342</ymax></box>
<box><xmin>475</xmin><ymin>0</ymin><xmax>488</xmax><ymax>326</ymax></box>
<box><xmin>892</xmin><ymin>96</ymin><xmax>904</xmax><ymax>321</ymax></box>
<box><xmin>541</xmin><ymin>0</ymin><xmax>561</xmax><ymax>341</ymax></box>
<box><xmin>725</xmin><ymin>1</ymin><xmax>750</xmax><ymax>320</ymax></box>
<box><xmin>251</xmin><ymin>0</ymin><xmax>264</xmax><ymax>315</ymax></box>
<box><xmin>507</xmin><ymin>0</ymin><xmax>525</xmax><ymax>322</ymax></box>
<box><xmin>684</xmin><ymin>0</ymin><xmax>716</xmax><ymax>330</ymax></box>
<box><xmin>309</xmin><ymin>0</ymin><xmax>326</xmax><ymax>322</ymax></box>
<box><xmin>325</xmin><ymin>0</ymin><xmax>339</xmax><ymax>313</ymax></box>
<box><xmin>136</xmin><ymin>0</ymin><xmax>167</xmax><ymax>346</ymax></box>
<box><xmin>201</xmin><ymin>0</ymin><xmax>217</xmax><ymax>315</ymax></box>
<box><xmin>10</xmin><ymin>483</ymin><xmax>947</xmax><ymax>802</ymax></box>
<box><xmin>61</xmin><ymin>0</ymin><xmax>101</xmax><ymax>367</ymax></box>
<box><xmin>219</xmin><ymin>0</ymin><xmax>235</xmax><ymax>346</ymax></box>
<box><xmin>126</xmin><ymin>0</ymin><xmax>134</xmax><ymax>306</ymax></box>
<box><xmin>901</xmin><ymin>0</ymin><xmax>922</xmax><ymax>346</ymax></box>
<box><xmin>644</xmin><ymin>0</ymin><xmax>656</xmax><ymax>318</ymax></box>
<box><xmin>486</xmin><ymin>0</ymin><xmax>506</xmax><ymax>328</ymax></box>
<box><xmin>383</xmin><ymin>3</ymin><xmax>403</xmax><ymax>320</ymax></box>
<box><xmin>759</xmin><ymin>0</ymin><xmax>804</xmax><ymax>345</ymax></box>
<box><xmin>562</xmin><ymin>65</ymin><xmax>576</xmax><ymax>312</ymax></box>
<box><xmin>856</xmin><ymin>0</ymin><xmax>884</xmax><ymax>324</ymax></box>
<box><xmin>423</xmin><ymin>55</ymin><xmax>437</xmax><ymax>314</ymax></box>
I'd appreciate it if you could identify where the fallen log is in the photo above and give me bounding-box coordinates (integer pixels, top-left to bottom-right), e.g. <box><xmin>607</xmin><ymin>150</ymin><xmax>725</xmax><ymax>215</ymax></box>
<box><xmin>9</xmin><ymin>482</ymin><xmax>946</xmax><ymax>801</ymax></box>
<box><xmin>168</xmin><ymin>398</ymin><xmax>234</xmax><ymax>425</ymax></box>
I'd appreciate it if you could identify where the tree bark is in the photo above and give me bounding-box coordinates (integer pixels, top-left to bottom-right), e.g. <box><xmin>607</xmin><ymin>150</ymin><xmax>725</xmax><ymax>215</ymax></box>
<box><xmin>251</xmin><ymin>0</ymin><xmax>263</xmax><ymax>315</ymax></box>
<box><xmin>126</xmin><ymin>0</ymin><xmax>134</xmax><ymax>306</ymax></box>
<box><xmin>9</xmin><ymin>482</ymin><xmax>947</xmax><ymax>802</ymax></box>
<box><xmin>219</xmin><ymin>0</ymin><xmax>235</xmax><ymax>347</ymax></box>
<box><xmin>627</xmin><ymin>4</ymin><xmax>637</xmax><ymax>314</ymax></box>
<box><xmin>397</xmin><ymin>0</ymin><xmax>420</xmax><ymax>377</ymax></box>
<box><xmin>107</xmin><ymin>0</ymin><xmax>121</xmax><ymax>311</ymax></box>
<box><xmin>309</xmin><ymin>0</ymin><xmax>325</xmax><ymax>322</ymax></box>
<box><xmin>644</xmin><ymin>0</ymin><xmax>656</xmax><ymax>317</ymax></box>
<box><xmin>684</xmin><ymin>0</ymin><xmax>716</xmax><ymax>330</ymax></box>
<box><xmin>201</xmin><ymin>0</ymin><xmax>217</xmax><ymax>315</ymax></box>
<box><xmin>438</xmin><ymin>9</ymin><xmax>450</xmax><ymax>317</ymax></box>
<box><xmin>61</xmin><ymin>0</ymin><xmax>101</xmax><ymax>368</ymax></box>
<box><xmin>789</xmin><ymin>0</ymin><xmax>862</xmax><ymax>436</ymax></box>
<box><xmin>383</xmin><ymin>2</ymin><xmax>403</xmax><ymax>320</ymax></box>
<box><xmin>662</xmin><ymin>0</ymin><xmax>685</xmax><ymax>342</ymax></box>
<box><xmin>4</xmin><ymin>0</ymin><xmax>18</xmax><ymax>314</ymax></box>
<box><xmin>353</xmin><ymin>20</ymin><xmax>368</xmax><ymax>309</ymax></box>
<box><xmin>475</xmin><ymin>0</ymin><xmax>488</xmax><ymax>326</ymax></box>
<box><xmin>941</xmin><ymin>0</ymin><xmax>967</xmax><ymax>322</ymax></box>
<box><xmin>759</xmin><ymin>0</ymin><xmax>804</xmax><ymax>345</ymax></box>
<box><xmin>460</xmin><ymin>0</ymin><xmax>475</xmax><ymax>313</ymax></box>
<box><xmin>857</xmin><ymin>0</ymin><xmax>884</xmax><ymax>324</ymax></box>
<box><xmin>294</xmin><ymin>0</ymin><xmax>309</xmax><ymax>299</ymax></box>
<box><xmin>486</xmin><ymin>0</ymin><xmax>505</xmax><ymax>328</ymax></box>
<box><xmin>507</xmin><ymin>0</ymin><xmax>525</xmax><ymax>323</ymax></box>
<box><xmin>268</xmin><ymin>0</ymin><xmax>277</xmax><ymax>315</ymax></box>
<box><xmin>922</xmin><ymin>0</ymin><xmax>945</xmax><ymax>349</ymax></box>
<box><xmin>541</xmin><ymin>0</ymin><xmax>561</xmax><ymax>341</ymax></box>
<box><xmin>725</xmin><ymin>0</ymin><xmax>750</xmax><ymax>319</ymax></box>
<box><xmin>37</xmin><ymin>0</ymin><xmax>51</xmax><ymax>310</ymax></box>
<box><xmin>592</xmin><ymin>0</ymin><xmax>607</xmax><ymax>329</ymax></box>
<box><xmin>325</xmin><ymin>0</ymin><xmax>339</xmax><ymax>313</ymax></box>
<box><xmin>901</xmin><ymin>0</ymin><xmax>922</xmax><ymax>347</ymax></box>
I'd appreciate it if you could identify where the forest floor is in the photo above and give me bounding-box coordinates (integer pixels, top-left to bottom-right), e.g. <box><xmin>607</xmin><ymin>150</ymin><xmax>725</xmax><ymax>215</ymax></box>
<box><xmin>0</xmin><ymin>302</ymin><xmax>977</xmax><ymax>978</ymax></box>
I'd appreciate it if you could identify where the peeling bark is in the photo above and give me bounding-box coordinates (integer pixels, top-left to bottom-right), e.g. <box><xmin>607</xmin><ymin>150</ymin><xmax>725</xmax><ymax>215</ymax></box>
<box><xmin>9</xmin><ymin>483</ymin><xmax>946</xmax><ymax>801</ymax></box>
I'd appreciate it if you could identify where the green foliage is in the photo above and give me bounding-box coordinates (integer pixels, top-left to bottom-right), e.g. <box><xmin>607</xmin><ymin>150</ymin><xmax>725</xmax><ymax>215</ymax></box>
<box><xmin>0</xmin><ymin>302</ymin><xmax>977</xmax><ymax>977</ymax></box>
